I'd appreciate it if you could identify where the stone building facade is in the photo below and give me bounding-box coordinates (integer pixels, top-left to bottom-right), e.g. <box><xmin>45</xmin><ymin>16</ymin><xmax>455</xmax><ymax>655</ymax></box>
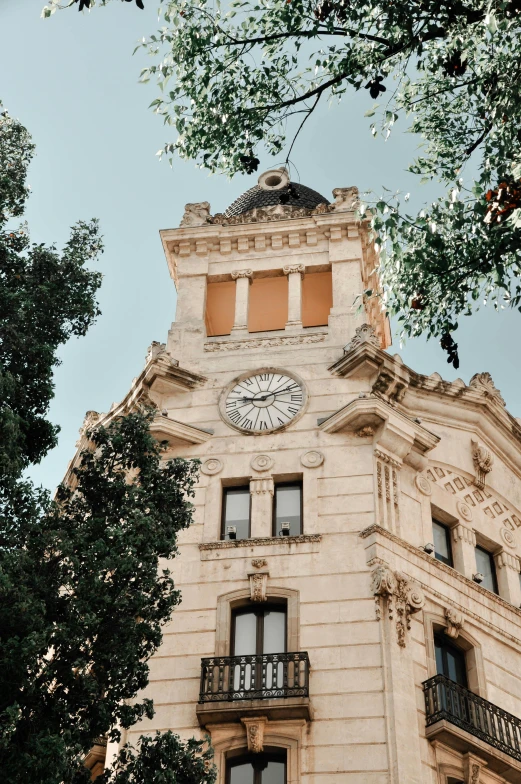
<box><xmin>77</xmin><ymin>168</ymin><xmax>521</xmax><ymax>783</ymax></box>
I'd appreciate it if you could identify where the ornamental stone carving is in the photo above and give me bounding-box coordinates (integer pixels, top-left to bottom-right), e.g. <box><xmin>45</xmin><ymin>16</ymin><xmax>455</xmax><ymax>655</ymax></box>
<box><xmin>231</xmin><ymin>268</ymin><xmax>253</xmax><ymax>281</ymax></box>
<box><xmin>300</xmin><ymin>450</ymin><xmax>324</xmax><ymax>468</ymax></box>
<box><xmin>500</xmin><ymin>527</ymin><xmax>517</xmax><ymax>549</ymax></box>
<box><xmin>146</xmin><ymin>340</ymin><xmax>167</xmax><ymax>363</ymax></box>
<box><xmin>179</xmin><ymin>201</ymin><xmax>211</xmax><ymax>227</ymax></box>
<box><xmin>249</xmin><ymin>572</ymin><xmax>268</xmax><ymax>602</ymax></box>
<box><xmin>356</xmin><ymin>426</ymin><xmax>375</xmax><ymax>438</ymax></box>
<box><xmin>241</xmin><ymin>717</ymin><xmax>268</xmax><ymax>753</ymax></box>
<box><xmin>76</xmin><ymin>410</ymin><xmax>101</xmax><ymax>445</ymax></box>
<box><xmin>444</xmin><ymin>607</ymin><xmax>465</xmax><ymax>639</ymax></box>
<box><xmin>251</xmin><ymin>558</ymin><xmax>268</xmax><ymax>569</ymax></box>
<box><xmin>456</xmin><ymin>499</ymin><xmax>473</xmax><ymax>522</ymax></box>
<box><xmin>471</xmin><ymin>439</ymin><xmax>494</xmax><ymax>490</ymax></box>
<box><xmin>371</xmin><ymin>564</ymin><xmax>425</xmax><ymax>647</ymax></box>
<box><xmin>331</xmin><ymin>186</ymin><xmax>359</xmax><ymax>211</ymax></box>
<box><xmin>250</xmin><ymin>477</ymin><xmax>274</xmax><ymax>496</ymax></box>
<box><xmin>343</xmin><ymin>323</ymin><xmax>381</xmax><ymax>354</ymax></box>
<box><xmin>415</xmin><ymin>475</ymin><xmax>432</xmax><ymax>496</ymax></box>
<box><xmin>250</xmin><ymin>454</ymin><xmax>274</xmax><ymax>472</ymax></box>
<box><xmin>204</xmin><ymin>333</ymin><xmax>326</xmax><ymax>352</ymax></box>
<box><xmin>469</xmin><ymin>371</ymin><xmax>506</xmax><ymax>407</ymax></box>
<box><xmin>200</xmin><ymin>458</ymin><xmax>223</xmax><ymax>476</ymax></box>
<box><xmin>283</xmin><ymin>263</ymin><xmax>305</xmax><ymax>277</ymax></box>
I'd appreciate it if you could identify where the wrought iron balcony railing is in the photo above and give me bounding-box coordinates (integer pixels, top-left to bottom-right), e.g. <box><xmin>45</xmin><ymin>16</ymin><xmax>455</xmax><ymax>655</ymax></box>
<box><xmin>199</xmin><ymin>651</ymin><xmax>310</xmax><ymax>703</ymax></box>
<box><xmin>424</xmin><ymin>674</ymin><xmax>521</xmax><ymax>763</ymax></box>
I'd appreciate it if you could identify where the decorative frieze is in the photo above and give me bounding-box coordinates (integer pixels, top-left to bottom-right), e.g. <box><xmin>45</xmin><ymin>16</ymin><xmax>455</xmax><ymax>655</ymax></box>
<box><xmin>204</xmin><ymin>332</ymin><xmax>326</xmax><ymax>352</ymax></box>
<box><xmin>471</xmin><ymin>438</ymin><xmax>494</xmax><ymax>490</ymax></box>
<box><xmin>371</xmin><ymin>564</ymin><xmax>425</xmax><ymax>647</ymax></box>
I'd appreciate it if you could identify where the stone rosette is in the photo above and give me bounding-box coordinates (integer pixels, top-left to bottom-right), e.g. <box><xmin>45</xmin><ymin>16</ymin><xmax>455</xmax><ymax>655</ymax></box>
<box><xmin>301</xmin><ymin>450</ymin><xmax>324</xmax><ymax>468</ymax></box>
<box><xmin>251</xmin><ymin>454</ymin><xmax>274</xmax><ymax>472</ymax></box>
<box><xmin>415</xmin><ymin>474</ymin><xmax>432</xmax><ymax>496</ymax></box>
<box><xmin>200</xmin><ymin>457</ymin><xmax>223</xmax><ymax>476</ymax></box>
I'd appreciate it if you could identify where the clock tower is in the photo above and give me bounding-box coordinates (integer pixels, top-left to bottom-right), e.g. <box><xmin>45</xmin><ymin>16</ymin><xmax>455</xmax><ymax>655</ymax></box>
<box><xmin>88</xmin><ymin>167</ymin><xmax>521</xmax><ymax>784</ymax></box>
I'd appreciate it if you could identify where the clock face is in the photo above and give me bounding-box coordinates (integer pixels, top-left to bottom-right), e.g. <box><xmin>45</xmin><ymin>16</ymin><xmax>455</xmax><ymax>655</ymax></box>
<box><xmin>224</xmin><ymin>371</ymin><xmax>305</xmax><ymax>433</ymax></box>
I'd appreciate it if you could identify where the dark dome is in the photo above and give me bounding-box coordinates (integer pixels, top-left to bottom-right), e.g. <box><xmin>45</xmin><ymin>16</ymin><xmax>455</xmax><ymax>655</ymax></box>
<box><xmin>224</xmin><ymin>181</ymin><xmax>329</xmax><ymax>217</ymax></box>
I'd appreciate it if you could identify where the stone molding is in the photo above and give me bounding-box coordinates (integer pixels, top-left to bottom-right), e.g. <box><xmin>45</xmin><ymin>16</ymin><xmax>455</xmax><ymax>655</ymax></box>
<box><xmin>371</xmin><ymin>563</ymin><xmax>425</xmax><ymax>647</ymax></box>
<box><xmin>444</xmin><ymin>607</ymin><xmax>465</xmax><ymax>639</ymax></box>
<box><xmin>495</xmin><ymin>550</ymin><xmax>520</xmax><ymax>572</ymax></box>
<box><xmin>149</xmin><ymin>415</ymin><xmax>213</xmax><ymax>446</ymax></box>
<box><xmin>241</xmin><ymin>717</ymin><xmax>268</xmax><ymax>753</ymax></box>
<box><xmin>249</xmin><ymin>572</ymin><xmax>269</xmax><ymax>602</ymax></box>
<box><xmin>452</xmin><ymin>524</ymin><xmax>476</xmax><ymax>547</ymax></box>
<box><xmin>204</xmin><ymin>332</ymin><xmax>326</xmax><ymax>352</ymax></box>
<box><xmin>471</xmin><ymin>438</ymin><xmax>494</xmax><ymax>490</ymax></box>
<box><xmin>282</xmin><ymin>263</ymin><xmax>305</xmax><ymax>277</ymax></box>
<box><xmin>199</xmin><ymin>534</ymin><xmax>322</xmax><ymax>551</ymax></box>
<box><xmin>343</xmin><ymin>323</ymin><xmax>381</xmax><ymax>354</ymax></box>
<box><xmin>360</xmin><ymin>524</ymin><xmax>521</xmax><ymax>643</ymax></box>
<box><xmin>250</xmin><ymin>477</ymin><xmax>274</xmax><ymax>496</ymax></box>
<box><xmin>231</xmin><ymin>268</ymin><xmax>253</xmax><ymax>281</ymax></box>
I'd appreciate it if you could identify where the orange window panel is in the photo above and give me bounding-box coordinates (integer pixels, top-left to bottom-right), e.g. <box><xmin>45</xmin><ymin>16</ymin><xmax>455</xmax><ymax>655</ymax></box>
<box><xmin>302</xmin><ymin>271</ymin><xmax>333</xmax><ymax>328</ymax></box>
<box><xmin>248</xmin><ymin>276</ymin><xmax>288</xmax><ymax>333</ymax></box>
<box><xmin>205</xmin><ymin>280</ymin><xmax>236</xmax><ymax>337</ymax></box>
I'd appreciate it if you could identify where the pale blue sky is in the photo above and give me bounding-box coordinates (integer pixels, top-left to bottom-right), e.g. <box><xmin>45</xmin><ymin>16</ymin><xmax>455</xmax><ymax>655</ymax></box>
<box><xmin>1</xmin><ymin>0</ymin><xmax>519</xmax><ymax>490</ymax></box>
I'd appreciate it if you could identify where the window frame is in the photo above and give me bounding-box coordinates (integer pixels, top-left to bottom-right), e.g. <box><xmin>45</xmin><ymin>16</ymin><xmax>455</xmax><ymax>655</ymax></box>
<box><xmin>221</xmin><ymin>485</ymin><xmax>252</xmax><ymax>541</ymax></box>
<box><xmin>272</xmin><ymin>481</ymin><xmax>303</xmax><ymax>537</ymax></box>
<box><xmin>432</xmin><ymin>518</ymin><xmax>454</xmax><ymax>567</ymax></box>
<box><xmin>231</xmin><ymin>602</ymin><xmax>288</xmax><ymax>656</ymax></box>
<box><xmin>434</xmin><ymin>633</ymin><xmax>468</xmax><ymax>688</ymax></box>
<box><xmin>225</xmin><ymin>751</ymin><xmax>287</xmax><ymax>784</ymax></box>
<box><xmin>475</xmin><ymin>544</ymin><xmax>499</xmax><ymax>594</ymax></box>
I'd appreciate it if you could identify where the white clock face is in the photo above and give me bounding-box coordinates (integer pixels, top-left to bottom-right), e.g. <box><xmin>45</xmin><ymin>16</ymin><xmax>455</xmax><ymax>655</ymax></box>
<box><xmin>224</xmin><ymin>371</ymin><xmax>305</xmax><ymax>432</ymax></box>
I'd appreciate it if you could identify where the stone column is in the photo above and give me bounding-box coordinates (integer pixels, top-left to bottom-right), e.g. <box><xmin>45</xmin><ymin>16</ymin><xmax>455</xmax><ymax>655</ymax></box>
<box><xmin>231</xmin><ymin>269</ymin><xmax>253</xmax><ymax>333</ymax></box>
<box><xmin>283</xmin><ymin>264</ymin><xmax>305</xmax><ymax>331</ymax></box>
<box><xmin>495</xmin><ymin>550</ymin><xmax>521</xmax><ymax>606</ymax></box>
<box><xmin>452</xmin><ymin>524</ymin><xmax>477</xmax><ymax>579</ymax></box>
<box><xmin>250</xmin><ymin>477</ymin><xmax>274</xmax><ymax>539</ymax></box>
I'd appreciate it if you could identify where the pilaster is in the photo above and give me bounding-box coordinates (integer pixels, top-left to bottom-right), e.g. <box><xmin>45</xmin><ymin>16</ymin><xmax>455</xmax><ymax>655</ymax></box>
<box><xmin>250</xmin><ymin>476</ymin><xmax>274</xmax><ymax>538</ymax></box>
<box><xmin>283</xmin><ymin>264</ymin><xmax>304</xmax><ymax>331</ymax></box>
<box><xmin>452</xmin><ymin>524</ymin><xmax>477</xmax><ymax>579</ymax></box>
<box><xmin>495</xmin><ymin>550</ymin><xmax>521</xmax><ymax>607</ymax></box>
<box><xmin>231</xmin><ymin>269</ymin><xmax>253</xmax><ymax>334</ymax></box>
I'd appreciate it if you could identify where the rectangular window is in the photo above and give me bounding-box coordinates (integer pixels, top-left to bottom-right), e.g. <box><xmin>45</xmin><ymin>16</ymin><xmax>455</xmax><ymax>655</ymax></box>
<box><xmin>475</xmin><ymin>545</ymin><xmax>498</xmax><ymax>594</ymax></box>
<box><xmin>205</xmin><ymin>280</ymin><xmax>236</xmax><ymax>337</ymax></box>
<box><xmin>273</xmin><ymin>482</ymin><xmax>302</xmax><ymax>537</ymax></box>
<box><xmin>432</xmin><ymin>519</ymin><xmax>453</xmax><ymax>567</ymax></box>
<box><xmin>302</xmin><ymin>270</ymin><xmax>333</xmax><ymax>327</ymax></box>
<box><xmin>248</xmin><ymin>277</ymin><xmax>288</xmax><ymax>333</ymax></box>
<box><xmin>221</xmin><ymin>487</ymin><xmax>251</xmax><ymax>540</ymax></box>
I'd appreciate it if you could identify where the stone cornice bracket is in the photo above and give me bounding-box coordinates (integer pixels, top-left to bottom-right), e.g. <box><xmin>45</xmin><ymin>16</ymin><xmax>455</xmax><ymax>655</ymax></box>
<box><xmin>495</xmin><ymin>550</ymin><xmax>520</xmax><ymax>572</ymax></box>
<box><xmin>453</xmin><ymin>523</ymin><xmax>476</xmax><ymax>547</ymax></box>
<box><xmin>371</xmin><ymin>564</ymin><xmax>425</xmax><ymax>647</ymax></box>
<box><xmin>283</xmin><ymin>263</ymin><xmax>305</xmax><ymax>278</ymax></box>
<box><xmin>471</xmin><ymin>438</ymin><xmax>494</xmax><ymax>490</ymax></box>
<box><xmin>249</xmin><ymin>571</ymin><xmax>269</xmax><ymax>602</ymax></box>
<box><xmin>444</xmin><ymin>607</ymin><xmax>465</xmax><ymax>639</ymax></box>
<box><xmin>241</xmin><ymin>717</ymin><xmax>268</xmax><ymax>753</ymax></box>
<box><xmin>149</xmin><ymin>415</ymin><xmax>213</xmax><ymax>447</ymax></box>
<box><xmin>231</xmin><ymin>268</ymin><xmax>253</xmax><ymax>282</ymax></box>
<box><xmin>343</xmin><ymin>323</ymin><xmax>380</xmax><ymax>354</ymax></box>
<box><xmin>250</xmin><ymin>477</ymin><xmax>274</xmax><ymax>496</ymax></box>
<box><xmin>469</xmin><ymin>372</ymin><xmax>506</xmax><ymax>407</ymax></box>
<box><xmin>179</xmin><ymin>201</ymin><xmax>212</xmax><ymax>227</ymax></box>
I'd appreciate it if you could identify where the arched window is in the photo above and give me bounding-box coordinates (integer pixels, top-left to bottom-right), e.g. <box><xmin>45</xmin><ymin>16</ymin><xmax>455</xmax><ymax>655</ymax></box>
<box><xmin>232</xmin><ymin>603</ymin><xmax>287</xmax><ymax>657</ymax></box>
<box><xmin>226</xmin><ymin>751</ymin><xmax>286</xmax><ymax>784</ymax></box>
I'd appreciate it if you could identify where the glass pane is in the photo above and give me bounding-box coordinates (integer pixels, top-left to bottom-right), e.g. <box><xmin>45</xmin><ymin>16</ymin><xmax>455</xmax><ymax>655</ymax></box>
<box><xmin>263</xmin><ymin>610</ymin><xmax>285</xmax><ymax>654</ymax></box>
<box><xmin>229</xmin><ymin>761</ymin><xmax>254</xmax><ymax>784</ymax></box>
<box><xmin>435</xmin><ymin>636</ymin><xmax>467</xmax><ymax>686</ymax></box>
<box><xmin>275</xmin><ymin>484</ymin><xmax>302</xmax><ymax>536</ymax></box>
<box><xmin>233</xmin><ymin>612</ymin><xmax>257</xmax><ymax>655</ymax></box>
<box><xmin>432</xmin><ymin>520</ymin><xmax>452</xmax><ymax>566</ymax></box>
<box><xmin>224</xmin><ymin>488</ymin><xmax>250</xmax><ymax>540</ymax></box>
<box><xmin>262</xmin><ymin>761</ymin><xmax>285</xmax><ymax>784</ymax></box>
<box><xmin>475</xmin><ymin>546</ymin><xmax>497</xmax><ymax>593</ymax></box>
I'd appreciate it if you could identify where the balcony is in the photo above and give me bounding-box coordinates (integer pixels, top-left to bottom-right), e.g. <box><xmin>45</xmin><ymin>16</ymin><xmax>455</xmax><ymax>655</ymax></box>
<box><xmin>424</xmin><ymin>674</ymin><xmax>521</xmax><ymax>782</ymax></box>
<box><xmin>196</xmin><ymin>652</ymin><xmax>311</xmax><ymax>726</ymax></box>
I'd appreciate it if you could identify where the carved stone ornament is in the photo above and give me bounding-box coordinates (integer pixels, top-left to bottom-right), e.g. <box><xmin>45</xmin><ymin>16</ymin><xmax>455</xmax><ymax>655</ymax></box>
<box><xmin>76</xmin><ymin>410</ymin><xmax>101</xmax><ymax>445</ymax></box>
<box><xmin>456</xmin><ymin>499</ymin><xmax>473</xmax><ymax>522</ymax></box>
<box><xmin>250</xmin><ymin>477</ymin><xmax>274</xmax><ymax>496</ymax></box>
<box><xmin>204</xmin><ymin>332</ymin><xmax>326</xmax><ymax>352</ymax></box>
<box><xmin>469</xmin><ymin>372</ymin><xmax>506</xmax><ymax>407</ymax></box>
<box><xmin>469</xmin><ymin>763</ymin><xmax>481</xmax><ymax>784</ymax></box>
<box><xmin>415</xmin><ymin>474</ymin><xmax>432</xmax><ymax>496</ymax></box>
<box><xmin>331</xmin><ymin>186</ymin><xmax>360</xmax><ymax>211</ymax></box>
<box><xmin>471</xmin><ymin>439</ymin><xmax>494</xmax><ymax>490</ymax></box>
<box><xmin>251</xmin><ymin>558</ymin><xmax>268</xmax><ymax>569</ymax></box>
<box><xmin>371</xmin><ymin>564</ymin><xmax>425</xmax><ymax>647</ymax></box>
<box><xmin>444</xmin><ymin>607</ymin><xmax>465</xmax><ymax>639</ymax></box>
<box><xmin>146</xmin><ymin>340</ymin><xmax>167</xmax><ymax>364</ymax></box>
<box><xmin>209</xmin><ymin>203</ymin><xmax>328</xmax><ymax>226</ymax></box>
<box><xmin>231</xmin><ymin>268</ymin><xmax>253</xmax><ymax>281</ymax></box>
<box><xmin>500</xmin><ymin>527</ymin><xmax>517</xmax><ymax>548</ymax></box>
<box><xmin>282</xmin><ymin>263</ymin><xmax>305</xmax><ymax>277</ymax></box>
<box><xmin>200</xmin><ymin>458</ymin><xmax>223</xmax><ymax>476</ymax></box>
<box><xmin>179</xmin><ymin>201</ymin><xmax>211</xmax><ymax>227</ymax></box>
<box><xmin>250</xmin><ymin>454</ymin><xmax>274</xmax><ymax>472</ymax></box>
<box><xmin>241</xmin><ymin>717</ymin><xmax>268</xmax><ymax>753</ymax></box>
<box><xmin>249</xmin><ymin>572</ymin><xmax>268</xmax><ymax>602</ymax></box>
<box><xmin>356</xmin><ymin>426</ymin><xmax>375</xmax><ymax>438</ymax></box>
<box><xmin>300</xmin><ymin>450</ymin><xmax>324</xmax><ymax>468</ymax></box>
<box><xmin>343</xmin><ymin>323</ymin><xmax>381</xmax><ymax>354</ymax></box>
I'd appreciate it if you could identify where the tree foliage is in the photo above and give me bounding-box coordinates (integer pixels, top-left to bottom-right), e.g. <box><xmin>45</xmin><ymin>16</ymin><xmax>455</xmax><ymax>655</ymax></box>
<box><xmin>0</xmin><ymin>109</ymin><xmax>215</xmax><ymax>783</ymax></box>
<box><xmin>48</xmin><ymin>0</ymin><xmax>521</xmax><ymax>361</ymax></box>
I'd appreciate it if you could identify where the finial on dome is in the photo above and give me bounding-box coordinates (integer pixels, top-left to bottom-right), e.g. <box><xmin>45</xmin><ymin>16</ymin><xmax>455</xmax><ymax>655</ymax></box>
<box><xmin>257</xmin><ymin>168</ymin><xmax>290</xmax><ymax>192</ymax></box>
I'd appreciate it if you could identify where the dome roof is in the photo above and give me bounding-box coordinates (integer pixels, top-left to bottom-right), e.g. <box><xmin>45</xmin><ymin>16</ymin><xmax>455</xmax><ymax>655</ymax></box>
<box><xmin>224</xmin><ymin>168</ymin><xmax>328</xmax><ymax>217</ymax></box>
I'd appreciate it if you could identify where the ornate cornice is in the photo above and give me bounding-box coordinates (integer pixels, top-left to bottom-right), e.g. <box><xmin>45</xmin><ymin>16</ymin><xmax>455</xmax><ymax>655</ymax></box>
<box><xmin>199</xmin><ymin>534</ymin><xmax>321</xmax><ymax>551</ymax></box>
<box><xmin>204</xmin><ymin>332</ymin><xmax>326</xmax><ymax>353</ymax></box>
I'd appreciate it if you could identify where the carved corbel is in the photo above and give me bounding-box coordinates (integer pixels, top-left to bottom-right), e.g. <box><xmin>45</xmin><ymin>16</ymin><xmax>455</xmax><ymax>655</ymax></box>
<box><xmin>444</xmin><ymin>607</ymin><xmax>465</xmax><ymax>639</ymax></box>
<box><xmin>249</xmin><ymin>572</ymin><xmax>268</xmax><ymax>602</ymax></box>
<box><xmin>241</xmin><ymin>717</ymin><xmax>268</xmax><ymax>753</ymax></box>
<box><xmin>463</xmin><ymin>752</ymin><xmax>487</xmax><ymax>784</ymax></box>
<box><xmin>371</xmin><ymin>564</ymin><xmax>425</xmax><ymax>647</ymax></box>
<box><xmin>231</xmin><ymin>268</ymin><xmax>253</xmax><ymax>282</ymax></box>
<box><xmin>471</xmin><ymin>439</ymin><xmax>494</xmax><ymax>490</ymax></box>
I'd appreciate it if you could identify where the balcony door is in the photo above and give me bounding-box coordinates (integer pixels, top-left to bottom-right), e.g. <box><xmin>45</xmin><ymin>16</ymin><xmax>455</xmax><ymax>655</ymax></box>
<box><xmin>232</xmin><ymin>604</ymin><xmax>286</xmax><ymax>693</ymax></box>
<box><xmin>227</xmin><ymin>753</ymin><xmax>286</xmax><ymax>784</ymax></box>
<box><xmin>435</xmin><ymin>635</ymin><xmax>467</xmax><ymax>687</ymax></box>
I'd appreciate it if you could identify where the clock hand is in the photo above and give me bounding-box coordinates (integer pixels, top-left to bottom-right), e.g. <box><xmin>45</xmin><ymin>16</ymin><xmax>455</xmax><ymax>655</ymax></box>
<box><xmin>272</xmin><ymin>386</ymin><xmax>299</xmax><ymax>396</ymax></box>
